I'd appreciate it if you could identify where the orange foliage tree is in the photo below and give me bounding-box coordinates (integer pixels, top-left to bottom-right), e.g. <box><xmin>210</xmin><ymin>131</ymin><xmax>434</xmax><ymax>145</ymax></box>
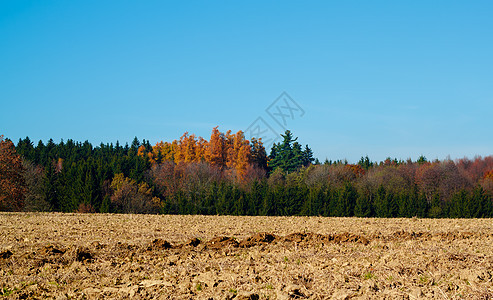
<box><xmin>0</xmin><ymin>135</ymin><xmax>26</xmax><ymax>211</ymax></box>
<box><xmin>149</xmin><ymin>141</ymin><xmax>176</xmax><ymax>163</ymax></box>
<box><xmin>146</xmin><ymin>127</ymin><xmax>265</xmax><ymax>182</ymax></box>
<box><xmin>206</xmin><ymin>127</ymin><xmax>227</xmax><ymax>167</ymax></box>
<box><xmin>225</xmin><ymin>130</ymin><xmax>252</xmax><ymax>179</ymax></box>
<box><xmin>482</xmin><ymin>169</ymin><xmax>493</xmax><ymax>195</ymax></box>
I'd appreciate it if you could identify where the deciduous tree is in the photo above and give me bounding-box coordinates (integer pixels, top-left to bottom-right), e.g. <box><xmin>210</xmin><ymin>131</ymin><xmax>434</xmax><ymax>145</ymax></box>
<box><xmin>0</xmin><ymin>135</ymin><xmax>26</xmax><ymax>211</ymax></box>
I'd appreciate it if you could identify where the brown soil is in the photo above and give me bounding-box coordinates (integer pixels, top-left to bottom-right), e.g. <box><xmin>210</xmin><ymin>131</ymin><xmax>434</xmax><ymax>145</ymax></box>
<box><xmin>0</xmin><ymin>213</ymin><xmax>492</xmax><ymax>299</ymax></box>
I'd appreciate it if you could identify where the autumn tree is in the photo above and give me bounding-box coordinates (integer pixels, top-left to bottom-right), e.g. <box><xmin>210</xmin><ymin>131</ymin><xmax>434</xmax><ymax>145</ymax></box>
<box><xmin>438</xmin><ymin>160</ymin><xmax>471</xmax><ymax>200</ymax></box>
<box><xmin>481</xmin><ymin>169</ymin><xmax>493</xmax><ymax>195</ymax></box>
<box><xmin>0</xmin><ymin>135</ymin><xmax>26</xmax><ymax>211</ymax></box>
<box><xmin>175</xmin><ymin>132</ymin><xmax>205</xmax><ymax>163</ymax></box>
<box><xmin>303</xmin><ymin>164</ymin><xmax>330</xmax><ymax>188</ymax></box>
<box><xmin>415</xmin><ymin>162</ymin><xmax>442</xmax><ymax>203</ymax></box>
<box><xmin>110</xmin><ymin>173</ymin><xmax>160</xmax><ymax>214</ymax></box>
<box><xmin>456</xmin><ymin>156</ymin><xmax>493</xmax><ymax>183</ymax></box>
<box><xmin>206</xmin><ymin>126</ymin><xmax>227</xmax><ymax>168</ymax></box>
<box><xmin>150</xmin><ymin>141</ymin><xmax>176</xmax><ymax>163</ymax></box>
<box><xmin>149</xmin><ymin>127</ymin><xmax>267</xmax><ymax>182</ymax></box>
<box><xmin>225</xmin><ymin>130</ymin><xmax>252</xmax><ymax>180</ymax></box>
<box><xmin>326</xmin><ymin>164</ymin><xmax>360</xmax><ymax>188</ymax></box>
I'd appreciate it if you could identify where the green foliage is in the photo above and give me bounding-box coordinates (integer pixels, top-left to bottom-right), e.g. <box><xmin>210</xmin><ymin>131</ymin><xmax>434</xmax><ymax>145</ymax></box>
<box><xmin>15</xmin><ymin>137</ymin><xmax>151</xmax><ymax>213</ymax></box>
<box><xmin>9</xmin><ymin>134</ymin><xmax>493</xmax><ymax>218</ymax></box>
<box><xmin>358</xmin><ymin>156</ymin><xmax>373</xmax><ymax>170</ymax></box>
<box><xmin>100</xmin><ymin>196</ymin><xmax>111</xmax><ymax>213</ymax></box>
<box><xmin>417</xmin><ymin>155</ymin><xmax>428</xmax><ymax>164</ymax></box>
<box><xmin>354</xmin><ymin>193</ymin><xmax>372</xmax><ymax>217</ymax></box>
<box><xmin>269</xmin><ymin>130</ymin><xmax>314</xmax><ymax>174</ymax></box>
<box><xmin>336</xmin><ymin>182</ymin><xmax>357</xmax><ymax>217</ymax></box>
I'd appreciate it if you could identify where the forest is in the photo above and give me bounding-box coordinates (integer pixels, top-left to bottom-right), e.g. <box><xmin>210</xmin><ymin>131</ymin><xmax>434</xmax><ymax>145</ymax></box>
<box><xmin>1</xmin><ymin>128</ymin><xmax>492</xmax><ymax>218</ymax></box>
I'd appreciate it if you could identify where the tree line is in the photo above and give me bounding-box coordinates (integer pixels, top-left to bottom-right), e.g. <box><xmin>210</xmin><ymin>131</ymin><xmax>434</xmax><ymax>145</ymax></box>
<box><xmin>1</xmin><ymin>129</ymin><xmax>492</xmax><ymax>217</ymax></box>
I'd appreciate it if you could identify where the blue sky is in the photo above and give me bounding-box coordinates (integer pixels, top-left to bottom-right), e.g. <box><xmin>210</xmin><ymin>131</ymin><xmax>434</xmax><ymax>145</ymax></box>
<box><xmin>1</xmin><ymin>1</ymin><xmax>492</xmax><ymax>162</ymax></box>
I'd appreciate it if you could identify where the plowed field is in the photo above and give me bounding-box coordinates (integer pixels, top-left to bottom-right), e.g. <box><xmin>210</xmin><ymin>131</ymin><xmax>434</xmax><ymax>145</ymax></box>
<box><xmin>1</xmin><ymin>213</ymin><xmax>492</xmax><ymax>299</ymax></box>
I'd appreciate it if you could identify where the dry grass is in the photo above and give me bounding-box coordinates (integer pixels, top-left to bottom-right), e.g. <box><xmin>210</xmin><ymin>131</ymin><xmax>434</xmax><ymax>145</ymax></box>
<box><xmin>1</xmin><ymin>213</ymin><xmax>492</xmax><ymax>299</ymax></box>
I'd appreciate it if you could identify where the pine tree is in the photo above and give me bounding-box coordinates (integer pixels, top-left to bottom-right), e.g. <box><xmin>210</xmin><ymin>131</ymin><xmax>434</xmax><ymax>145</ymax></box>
<box><xmin>44</xmin><ymin>163</ymin><xmax>60</xmax><ymax>211</ymax></box>
<box><xmin>269</xmin><ymin>130</ymin><xmax>313</xmax><ymax>174</ymax></box>
<box><xmin>469</xmin><ymin>186</ymin><xmax>491</xmax><ymax>218</ymax></box>
<box><xmin>250</xmin><ymin>138</ymin><xmax>268</xmax><ymax>170</ymax></box>
<box><xmin>354</xmin><ymin>193</ymin><xmax>372</xmax><ymax>217</ymax></box>
<box><xmin>374</xmin><ymin>185</ymin><xmax>389</xmax><ymax>217</ymax></box>
<box><xmin>302</xmin><ymin>145</ymin><xmax>314</xmax><ymax>167</ymax></box>
<box><xmin>358</xmin><ymin>156</ymin><xmax>373</xmax><ymax>170</ymax></box>
<box><xmin>337</xmin><ymin>182</ymin><xmax>357</xmax><ymax>217</ymax></box>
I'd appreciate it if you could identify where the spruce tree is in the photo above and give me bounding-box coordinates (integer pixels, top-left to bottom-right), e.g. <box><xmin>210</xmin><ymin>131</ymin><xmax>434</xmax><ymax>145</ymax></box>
<box><xmin>269</xmin><ymin>130</ymin><xmax>313</xmax><ymax>174</ymax></box>
<box><xmin>354</xmin><ymin>193</ymin><xmax>372</xmax><ymax>217</ymax></box>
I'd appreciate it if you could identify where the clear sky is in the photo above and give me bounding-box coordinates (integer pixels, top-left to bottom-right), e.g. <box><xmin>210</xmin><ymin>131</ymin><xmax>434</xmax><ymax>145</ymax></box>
<box><xmin>1</xmin><ymin>1</ymin><xmax>492</xmax><ymax>163</ymax></box>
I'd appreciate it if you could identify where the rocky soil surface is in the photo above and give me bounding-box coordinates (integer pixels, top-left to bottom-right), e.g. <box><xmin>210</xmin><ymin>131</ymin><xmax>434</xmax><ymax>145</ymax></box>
<box><xmin>1</xmin><ymin>213</ymin><xmax>492</xmax><ymax>299</ymax></box>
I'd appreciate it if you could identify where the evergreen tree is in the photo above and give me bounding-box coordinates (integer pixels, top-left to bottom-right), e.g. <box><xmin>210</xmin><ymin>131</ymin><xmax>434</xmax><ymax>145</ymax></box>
<box><xmin>469</xmin><ymin>186</ymin><xmax>491</xmax><ymax>218</ymax></box>
<box><xmin>100</xmin><ymin>195</ymin><xmax>111</xmax><ymax>213</ymax></box>
<box><xmin>449</xmin><ymin>190</ymin><xmax>467</xmax><ymax>218</ymax></box>
<box><xmin>358</xmin><ymin>156</ymin><xmax>373</xmax><ymax>170</ymax></box>
<box><xmin>44</xmin><ymin>164</ymin><xmax>60</xmax><ymax>211</ymax></box>
<box><xmin>416</xmin><ymin>191</ymin><xmax>429</xmax><ymax>218</ymax></box>
<box><xmin>397</xmin><ymin>192</ymin><xmax>411</xmax><ymax>217</ymax></box>
<box><xmin>388</xmin><ymin>190</ymin><xmax>398</xmax><ymax>217</ymax></box>
<box><xmin>374</xmin><ymin>185</ymin><xmax>389</xmax><ymax>217</ymax></box>
<box><xmin>428</xmin><ymin>193</ymin><xmax>443</xmax><ymax>218</ymax></box>
<box><xmin>269</xmin><ymin>130</ymin><xmax>312</xmax><ymax>174</ymax></box>
<box><xmin>354</xmin><ymin>193</ymin><xmax>372</xmax><ymax>217</ymax></box>
<box><xmin>302</xmin><ymin>145</ymin><xmax>314</xmax><ymax>167</ymax></box>
<box><xmin>417</xmin><ymin>155</ymin><xmax>428</xmax><ymax>164</ymax></box>
<box><xmin>336</xmin><ymin>182</ymin><xmax>357</xmax><ymax>217</ymax></box>
<box><xmin>247</xmin><ymin>180</ymin><xmax>265</xmax><ymax>216</ymax></box>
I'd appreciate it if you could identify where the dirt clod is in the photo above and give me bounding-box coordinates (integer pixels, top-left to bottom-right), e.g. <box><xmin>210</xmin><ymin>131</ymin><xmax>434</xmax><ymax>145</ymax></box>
<box><xmin>0</xmin><ymin>250</ymin><xmax>13</xmax><ymax>259</ymax></box>
<box><xmin>148</xmin><ymin>238</ymin><xmax>173</xmax><ymax>250</ymax></box>
<box><xmin>239</xmin><ymin>232</ymin><xmax>277</xmax><ymax>248</ymax></box>
<box><xmin>184</xmin><ymin>238</ymin><xmax>201</xmax><ymax>247</ymax></box>
<box><xmin>205</xmin><ymin>236</ymin><xmax>238</xmax><ymax>249</ymax></box>
<box><xmin>75</xmin><ymin>247</ymin><xmax>93</xmax><ymax>261</ymax></box>
<box><xmin>40</xmin><ymin>245</ymin><xmax>65</xmax><ymax>256</ymax></box>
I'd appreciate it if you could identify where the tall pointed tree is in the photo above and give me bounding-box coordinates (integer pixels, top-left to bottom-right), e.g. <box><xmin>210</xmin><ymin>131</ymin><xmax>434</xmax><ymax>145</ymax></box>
<box><xmin>206</xmin><ymin>126</ymin><xmax>226</xmax><ymax>168</ymax></box>
<box><xmin>269</xmin><ymin>130</ymin><xmax>312</xmax><ymax>174</ymax></box>
<box><xmin>302</xmin><ymin>145</ymin><xmax>314</xmax><ymax>167</ymax></box>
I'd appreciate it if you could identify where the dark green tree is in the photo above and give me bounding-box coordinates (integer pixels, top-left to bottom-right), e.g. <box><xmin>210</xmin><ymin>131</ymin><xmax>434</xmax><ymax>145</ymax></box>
<box><xmin>336</xmin><ymin>182</ymin><xmax>357</xmax><ymax>217</ymax></box>
<box><xmin>374</xmin><ymin>185</ymin><xmax>389</xmax><ymax>217</ymax></box>
<box><xmin>354</xmin><ymin>193</ymin><xmax>372</xmax><ymax>217</ymax></box>
<box><xmin>302</xmin><ymin>145</ymin><xmax>314</xmax><ymax>167</ymax></box>
<box><xmin>358</xmin><ymin>156</ymin><xmax>373</xmax><ymax>170</ymax></box>
<box><xmin>269</xmin><ymin>130</ymin><xmax>312</xmax><ymax>174</ymax></box>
